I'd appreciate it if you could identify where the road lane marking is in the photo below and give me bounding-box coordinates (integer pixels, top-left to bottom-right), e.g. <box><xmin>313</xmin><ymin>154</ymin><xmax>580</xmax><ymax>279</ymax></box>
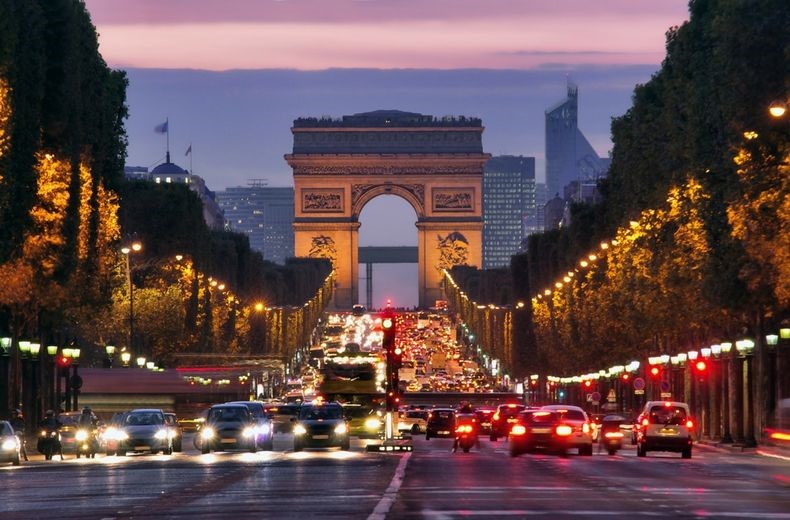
<box><xmin>419</xmin><ymin>511</ymin><xmax>790</xmax><ymax>518</ymax></box>
<box><xmin>368</xmin><ymin>452</ymin><xmax>411</xmax><ymax>520</ymax></box>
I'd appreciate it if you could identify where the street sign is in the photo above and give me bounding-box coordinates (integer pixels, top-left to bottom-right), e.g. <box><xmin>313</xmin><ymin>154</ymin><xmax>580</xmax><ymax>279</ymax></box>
<box><xmin>70</xmin><ymin>374</ymin><xmax>83</xmax><ymax>390</ymax></box>
<box><xmin>607</xmin><ymin>389</ymin><xmax>617</xmax><ymax>403</ymax></box>
<box><xmin>660</xmin><ymin>381</ymin><xmax>670</xmax><ymax>392</ymax></box>
<box><xmin>660</xmin><ymin>392</ymin><xmax>672</xmax><ymax>398</ymax></box>
<box><xmin>591</xmin><ymin>391</ymin><xmax>601</xmax><ymax>403</ymax></box>
<box><xmin>635</xmin><ymin>389</ymin><xmax>645</xmax><ymax>395</ymax></box>
<box><xmin>633</xmin><ymin>377</ymin><xmax>645</xmax><ymax>391</ymax></box>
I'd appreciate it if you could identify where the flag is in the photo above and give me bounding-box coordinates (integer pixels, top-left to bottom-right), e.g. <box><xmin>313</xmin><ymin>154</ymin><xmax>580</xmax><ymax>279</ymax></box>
<box><xmin>154</xmin><ymin>121</ymin><xmax>168</xmax><ymax>133</ymax></box>
<box><xmin>185</xmin><ymin>144</ymin><xmax>192</xmax><ymax>156</ymax></box>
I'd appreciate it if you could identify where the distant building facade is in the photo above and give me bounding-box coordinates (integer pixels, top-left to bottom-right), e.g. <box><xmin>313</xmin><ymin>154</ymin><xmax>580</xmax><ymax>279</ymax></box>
<box><xmin>482</xmin><ymin>155</ymin><xmax>536</xmax><ymax>268</ymax></box>
<box><xmin>545</xmin><ymin>81</ymin><xmax>610</xmax><ymax>201</ymax></box>
<box><xmin>123</xmin><ymin>154</ymin><xmax>224</xmax><ymax>229</ymax></box>
<box><xmin>216</xmin><ymin>181</ymin><xmax>295</xmax><ymax>264</ymax></box>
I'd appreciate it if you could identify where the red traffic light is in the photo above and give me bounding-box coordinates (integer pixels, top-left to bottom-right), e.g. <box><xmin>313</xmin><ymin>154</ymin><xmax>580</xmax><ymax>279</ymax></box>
<box><xmin>56</xmin><ymin>355</ymin><xmax>71</xmax><ymax>368</ymax></box>
<box><xmin>695</xmin><ymin>360</ymin><xmax>707</xmax><ymax>372</ymax></box>
<box><xmin>621</xmin><ymin>373</ymin><xmax>630</xmax><ymax>381</ymax></box>
<box><xmin>649</xmin><ymin>366</ymin><xmax>660</xmax><ymax>377</ymax></box>
<box><xmin>382</xmin><ymin>318</ymin><xmax>393</xmax><ymax>330</ymax></box>
<box><xmin>583</xmin><ymin>380</ymin><xmax>592</xmax><ymax>388</ymax></box>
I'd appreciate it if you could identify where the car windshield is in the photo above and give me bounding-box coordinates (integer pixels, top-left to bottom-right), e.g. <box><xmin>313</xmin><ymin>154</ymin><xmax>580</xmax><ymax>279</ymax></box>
<box><xmin>343</xmin><ymin>407</ymin><xmax>372</xmax><ymax>419</ymax></box>
<box><xmin>499</xmin><ymin>405</ymin><xmax>524</xmax><ymax>417</ymax></box>
<box><xmin>407</xmin><ymin>411</ymin><xmax>428</xmax><ymax>419</ymax></box>
<box><xmin>528</xmin><ymin>411</ymin><xmax>557</xmax><ymax>424</ymax></box>
<box><xmin>0</xmin><ymin>422</ymin><xmax>12</xmax><ymax>435</ymax></box>
<box><xmin>557</xmin><ymin>410</ymin><xmax>586</xmax><ymax>422</ymax></box>
<box><xmin>649</xmin><ymin>406</ymin><xmax>688</xmax><ymax>425</ymax></box>
<box><xmin>125</xmin><ymin>412</ymin><xmax>164</xmax><ymax>426</ymax></box>
<box><xmin>59</xmin><ymin>414</ymin><xmax>80</xmax><ymax>426</ymax></box>
<box><xmin>430</xmin><ymin>410</ymin><xmax>454</xmax><ymax>422</ymax></box>
<box><xmin>300</xmin><ymin>406</ymin><xmax>343</xmax><ymax>420</ymax></box>
<box><xmin>208</xmin><ymin>407</ymin><xmax>250</xmax><ymax>422</ymax></box>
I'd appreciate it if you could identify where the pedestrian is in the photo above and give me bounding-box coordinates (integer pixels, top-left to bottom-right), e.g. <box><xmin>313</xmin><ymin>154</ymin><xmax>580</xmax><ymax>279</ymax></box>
<box><xmin>10</xmin><ymin>409</ymin><xmax>29</xmax><ymax>461</ymax></box>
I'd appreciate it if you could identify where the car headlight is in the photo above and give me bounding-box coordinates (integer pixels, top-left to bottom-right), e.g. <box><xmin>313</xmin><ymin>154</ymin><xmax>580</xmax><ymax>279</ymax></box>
<box><xmin>334</xmin><ymin>423</ymin><xmax>348</xmax><ymax>435</ymax></box>
<box><xmin>259</xmin><ymin>424</ymin><xmax>270</xmax><ymax>435</ymax></box>
<box><xmin>242</xmin><ymin>427</ymin><xmax>255</xmax><ymax>438</ymax></box>
<box><xmin>293</xmin><ymin>424</ymin><xmax>307</xmax><ymax>436</ymax></box>
<box><xmin>117</xmin><ymin>431</ymin><xmax>129</xmax><ymax>441</ymax></box>
<box><xmin>364</xmin><ymin>418</ymin><xmax>382</xmax><ymax>430</ymax></box>
<box><xmin>200</xmin><ymin>427</ymin><xmax>215</xmax><ymax>440</ymax></box>
<box><xmin>75</xmin><ymin>430</ymin><xmax>89</xmax><ymax>442</ymax></box>
<box><xmin>2</xmin><ymin>439</ymin><xmax>17</xmax><ymax>451</ymax></box>
<box><xmin>155</xmin><ymin>429</ymin><xmax>169</xmax><ymax>440</ymax></box>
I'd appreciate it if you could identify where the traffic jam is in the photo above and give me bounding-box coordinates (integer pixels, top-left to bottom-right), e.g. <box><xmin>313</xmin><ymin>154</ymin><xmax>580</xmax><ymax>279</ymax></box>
<box><xmin>2</xmin><ymin>308</ymin><xmax>697</xmax><ymax>466</ymax></box>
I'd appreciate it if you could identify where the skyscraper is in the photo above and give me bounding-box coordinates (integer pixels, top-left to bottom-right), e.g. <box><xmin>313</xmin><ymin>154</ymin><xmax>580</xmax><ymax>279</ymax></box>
<box><xmin>482</xmin><ymin>155</ymin><xmax>535</xmax><ymax>268</ymax></box>
<box><xmin>216</xmin><ymin>181</ymin><xmax>295</xmax><ymax>264</ymax></box>
<box><xmin>545</xmin><ymin>81</ymin><xmax>610</xmax><ymax>200</ymax></box>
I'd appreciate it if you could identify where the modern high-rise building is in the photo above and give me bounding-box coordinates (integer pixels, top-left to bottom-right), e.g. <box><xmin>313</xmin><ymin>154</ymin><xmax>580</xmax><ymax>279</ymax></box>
<box><xmin>482</xmin><ymin>155</ymin><xmax>535</xmax><ymax>269</ymax></box>
<box><xmin>545</xmin><ymin>81</ymin><xmax>610</xmax><ymax>200</ymax></box>
<box><xmin>216</xmin><ymin>181</ymin><xmax>295</xmax><ymax>264</ymax></box>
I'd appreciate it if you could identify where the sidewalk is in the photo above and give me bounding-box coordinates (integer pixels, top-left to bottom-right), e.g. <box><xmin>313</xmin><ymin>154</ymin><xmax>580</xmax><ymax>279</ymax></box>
<box><xmin>698</xmin><ymin>437</ymin><xmax>790</xmax><ymax>461</ymax></box>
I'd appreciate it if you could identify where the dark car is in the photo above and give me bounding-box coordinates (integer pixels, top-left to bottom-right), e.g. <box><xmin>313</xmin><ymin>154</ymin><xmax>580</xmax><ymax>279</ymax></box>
<box><xmin>509</xmin><ymin>410</ymin><xmax>565</xmax><ymax>456</ymax></box>
<box><xmin>200</xmin><ymin>404</ymin><xmax>259</xmax><ymax>454</ymax></box>
<box><xmin>117</xmin><ymin>409</ymin><xmax>173</xmax><ymax>455</ymax></box>
<box><xmin>475</xmin><ymin>408</ymin><xmax>495</xmax><ymax>434</ymax></box>
<box><xmin>56</xmin><ymin>411</ymin><xmax>83</xmax><ymax>453</ymax></box>
<box><xmin>0</xmin><ymin>420</ymin><xmax>21</xmax><ymax>465</ymax></box>
<box><xmin>225</xmin><ymin>401</ymin><xmax>274</xmax><ymax>450</ymax></box>
<box><xmin>490</xmin><ymin>404</ymin><xmax>527</xmax><ymax>441</ymax></box>
<box><xmin>292</xmin><ymin>401</ymin><xmax>350</xmax><ymax>451</ymax></box>
<box><xmin>425</xmin><ymin>408</ymin><xmax>455</xmax><ymax>439</ymax></box>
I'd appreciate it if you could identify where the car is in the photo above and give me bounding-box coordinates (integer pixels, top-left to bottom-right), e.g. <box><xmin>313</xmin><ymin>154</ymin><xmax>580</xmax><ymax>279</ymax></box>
<box><xmin>225</xmin><ymin>401</ymin><xmax>274</xmax><ymax>450</ymax></box>
<box><xmin>164</xmin><ymin>413</ymin><xmax>183</xmax><ymax>452</ymax></box>
<box><xmin>343</xmin><ymin>404</ymin><xmax>384</xmax><ymax>439</ymax></box>
<box><xmin>116</xmin><ymin>409</ymin><xmax>173</xmax><ymax>455</ymax></box>
<box><xmin>490</xmin><ymin>404</ymin><xmax>527</xmax><ymax>441</ymax></box>
<box><xmin>292</xmin><ymin>401</ymin><xmax>350</xmax><ymax>451</ymax></box>
<box><xmin>200</xmin><ymin>404</ymin><xmax>259</xmax><ymax>454</ymax></box>
<box><xmin>398</xmin><ymin>409</ymin><xmax>428</xmax><ymax>435</ymax></box>
<box><xmin>352</xmin><ymin>304</ymin><xmax>366</xmax><ymax>316</ymax></box>
<box><xmin>474</xmin><ymin>408</ymin><xmax>495</xmax><ymax>434</ymax></box>
<box><xmin>510</xmin><ymin>410</ymin><xmax>567</xmax><ymax>456</ymax></box>
<box><xmin>0</xmin><ymin>420</ymin><xmax>21</xmax><ymax>466</ymax></box>
<box><xmin>101</xmin><ymin>412</ymin><xmax>128</xmax><ymax>455</ymax></box>
<box><xmin>540</xmin><ymin>405</ymin><xmax>594</xmax><ymax>456</ymax></box>
<box><xmin>56</xmin><ymin>411</ymin><xmax>84</xmax><ymax>453</ymax></box>
<box><xmin>425</xmin><ymin>408</ymin><xmax>455</xmax><ymax>439</ymax></box>
<box><xmin>264</xmin><ymin>403</ymin><xmax>301</xmax><ymax>433</ymax></box>
<box><xmin>636</xmin><ymin>401</ymin><xmax>694</xmax><ymax>459</ymax></box>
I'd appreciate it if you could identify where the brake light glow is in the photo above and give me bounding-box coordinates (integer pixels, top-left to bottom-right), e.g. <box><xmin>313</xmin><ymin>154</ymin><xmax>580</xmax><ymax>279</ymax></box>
<box><xmin>664</xmin><ymin>401</ymin><xmax>672</xmax><ymax>407</ymax></box>
<box><xmin>533</xmin><ymin>411</ymin><xmax>551</xmax><ymax>417</ymax></box>
<box><xmin>455</xmin><ymin>425</ymin><xmax>473</xmax><ymax>433</ymax></box>
<box><xmin>685</xmin><ymin>420</ymin><xmax>694</xmax><ymax>429</ymax></box>
<box><xmin>582</xmin><ymin>422</ymin><xmax>590</xmax><ymax>434</ymax></box>
<box><xmin>493</xmin><ymin>412</ymin><xmax>500</xmax><ymax>421</ymax></box>
<box><xmin>507</xmin><ymin>404</ymin><xmax>517</xmax><ymax>408</ymax></box>
<box><xmin>642</xmin><ymin>418</ymin><xmax>649</xmax><ymax>426</ymax></box>
<box><xmin>604</xmin><ymin>431</ymin><xmax>624</xmax><ymax>439</ymax></box>
<box><xmin>555</xmin><ymin>425</ymin><xmax>573</xmax><ymax>436</ymax></box>
<box><xmin>511</xmin><ymin>425</ymin><xmax>527</xmax><ymax>436</ymax></box>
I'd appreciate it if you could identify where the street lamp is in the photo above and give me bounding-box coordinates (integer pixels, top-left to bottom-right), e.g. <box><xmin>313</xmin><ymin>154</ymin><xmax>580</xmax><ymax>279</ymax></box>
<box><xmin>769</xmin><ymin>99</ymin><xmax>787</xmax><ymax>118</ymax></box>
<box><xmin>105</xmin><ymin>345</ymin><xmax>116</xmax><ymax>368</ymax></box>
<box><xmin>121</xmin><ymin>241</ymin><xmax>143</xmax><ymax>361</ymax></box>
<box><xmin>136</xmin><ymin>356</ymin><xmax>146</xmax><ymax>369</ymax></box>
<box><xmin>735</xmin><ymin>339</ymin><xmax>756</xmax><ymax>446</ymax></box>
<box><xmin>120</xmin><ymin>350</ymin><xmax>131</xmax><ymax>367</ymax></box>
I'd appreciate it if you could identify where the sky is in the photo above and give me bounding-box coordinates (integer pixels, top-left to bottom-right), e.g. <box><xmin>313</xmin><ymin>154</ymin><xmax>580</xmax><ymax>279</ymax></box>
<box><xmin>82</xmin><ymin>0</ymin><xmax>691</xmax><ymax>308</ymax></box>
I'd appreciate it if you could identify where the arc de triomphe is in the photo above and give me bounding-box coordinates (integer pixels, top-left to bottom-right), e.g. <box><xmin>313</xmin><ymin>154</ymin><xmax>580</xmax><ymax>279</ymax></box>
<box><xmin>286</xmin><ymin>110</ymin><xmax>489</xmax><ymax>309</ymax></box>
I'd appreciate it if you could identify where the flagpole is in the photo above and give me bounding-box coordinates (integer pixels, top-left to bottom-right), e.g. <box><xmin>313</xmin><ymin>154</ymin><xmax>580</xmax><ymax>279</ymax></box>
<box><xmin>166</xmin><ymin>117</ymin><xmax>170</xmax><ymax>161</ymax></box>
<box><xmin>190</xmin><ymin>143</ymin><xmax>193</xmax><ymax>173</ymax></box>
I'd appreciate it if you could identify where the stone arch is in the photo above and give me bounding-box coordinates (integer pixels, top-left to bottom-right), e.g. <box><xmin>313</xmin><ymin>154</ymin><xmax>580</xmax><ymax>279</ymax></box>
<box><xmin>351</xmin><ymin>183</ymin><xmax>424</xmax><ymax>220</ymax></box>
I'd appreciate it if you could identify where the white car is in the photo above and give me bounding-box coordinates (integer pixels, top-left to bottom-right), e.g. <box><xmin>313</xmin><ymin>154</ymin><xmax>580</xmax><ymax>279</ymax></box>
<box><xmin>398</xmin><ymin>409</ymin><xmax>429</xmax><ymax>434</ymax></box>
<box><xmin>540</xmin><ymin>405</ymin><xmax>594</xmax><ymax>456</ymax></box>
<box><xmin>636</xmin><ymin>401</ymin><xmax>694</xmax><ymax>459</ymax></box>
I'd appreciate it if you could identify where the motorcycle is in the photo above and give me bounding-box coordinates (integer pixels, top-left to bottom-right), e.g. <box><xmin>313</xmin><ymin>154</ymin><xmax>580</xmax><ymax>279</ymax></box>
<box><xmin>599</xmin><ymin>415</ymin><xmax>626</xmax><ymax>456</ymax></box>
<box><xmin>454</xmin><ymin>424</ymin><xmax>477</xmax><ymax>453</ymax></box>
<box><xmin>75</xmin><ymin>428</ymin><xmax>98</xmax><ymax>458</ymax></box>
<box><xmin>37</xmin><ymin>427</ymin><xmax>63</xmax><ymax>461</ymax></box>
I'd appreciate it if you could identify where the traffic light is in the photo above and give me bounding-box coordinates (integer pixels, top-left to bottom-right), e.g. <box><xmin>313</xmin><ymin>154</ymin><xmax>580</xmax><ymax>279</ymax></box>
<box><xmin>583</xmin><ymin>380</ymin><xmax>592</xmax><ymax>389</ymax></box>
<box><xmin>694</xmin><ymin>360</ymin><xmax>707</xmax><ymax>372</ymax></box>
<box><xmin>381</xmin><ymin>315</ymin><xmax>395</xmax><ymax>351</ymax></box>
<box><xmin>56</xmin><ymin>355</ymin><xmax>72</xmax><ymax>369</ymax></box>
<box><xmin>621</xmin><ymin>373</ymin><xmax>631</xmax><ymax>383</ymax></box>
<box><xmin>649</xmin><ymin>366</ymin><xmax>661</xmax><ymax>378</ymax></box>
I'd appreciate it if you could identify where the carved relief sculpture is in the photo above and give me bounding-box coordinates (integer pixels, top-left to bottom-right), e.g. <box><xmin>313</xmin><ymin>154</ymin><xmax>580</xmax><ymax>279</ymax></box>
<box><xmin>308</xmin><ymin>235</ymin><xmax>337</xmax><ymax>269</ymax></box>
<box><xmin>302</xmin><ymin>189</ymin><xmax>343</xmax><ymax>212</ymax></box>
<box><xmin>433</xmin><ymin>188</ymin><xmax>474</xmax><ymax>212</ymax></box>
<box><xmin>436</xmin><ymin>231</ymin><xmax>469</xmax><ymax>273</ymax></box>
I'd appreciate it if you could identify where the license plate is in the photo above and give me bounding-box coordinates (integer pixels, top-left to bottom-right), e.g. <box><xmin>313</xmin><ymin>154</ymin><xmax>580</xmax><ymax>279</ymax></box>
<box><xmin>221</xmin><ymin>438</ymin><xmax>236</xmax><ymax>443</ymax></box>
<box><xmin>438</xmin><ymin>431</ymin><xmax>450</xmax><ymax>435</ymax></box>
<box><xmin>507</xmin><ymin>418</ymin><xmax>518</xmax><ymax>423</ymax></box>
<box><xmin>482</xmin><ymin>422</ymin><xmax>491</xmax><ymax>427</ymax></box>
<box><xmin>532</xmin><ymin>428</ymin><xmax>550</xmax><ymax>434</ymax></box>
<box><xmin>660</xmin><ymin>428</ymin><xmax>677</xmax><ymax>435</ymax></box>
<box><xmin>134</xmin><ymin>446</ymin><xmax>150</xmax><ymax>451</ymax></box>
<box><xmin>312</xmin><ymin>434</ymin><xmax>329</xmax><ymax>440</ymax></box>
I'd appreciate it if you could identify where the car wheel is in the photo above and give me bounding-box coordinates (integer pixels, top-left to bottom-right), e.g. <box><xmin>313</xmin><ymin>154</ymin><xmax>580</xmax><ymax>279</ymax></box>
<box><xmin>607</xmin><ymin>448</ymin><xmax>617</xmax><ymax>456</ymax></box>
<box><xmin>293</xmin><ymin>441</ymin><xmax>303</xmax><ymax>452</ymax></box>
<box><xmin>580</xmin><ymin>445</ymin><xmax>593</xmax><ymax>456</ymax></box>
<box><xmin>174</xmin><ymin>440</ymin><xmax>182</xmax><ymax>453</ymax></box>
<box><xmin>462</xmin><ymin>445</ymin><xmax>470</xmax><ymax>453</ymax></box>
<box><xmin>637</xmin><ymin>444</ymin><xmax>646</xmax><ymax>457</ymax></box>
<box><xmin>201</xmin><ymin>446</ymin><xmax>210</xmax><ymax>455</ymax></box>
<box><xmin>509</xmin><ymin>446</ymin><xmax>520</xmax><ymax>458</ymax></box>
<box><xmin>490</xmin><ymin>434</ymin><xmax>497</xmax><ymax>442</ymax></box>
<box><xmin>165</xmin><ymin>446</ymin><xmax>173</xmax><ymax>455</ymax></box>
<box><xmin>13</xmin><ymin>454</ymin><xmax>20</xmax><ymax>466</ymax></box>
<box><xmin>264</xmin><ymin>439</ymin><xmax>274</xmax><ymax>451</ymax></box>
<box><xmin>341</xmin><ymin>440</ymin><xmax>350</xmax><ymax>451</ymax></box>
<box><xmin>411</xmin><ymin>425</ymin><xmax>420</xmax><ymax>434</ymax></box>
<box><xmin>682</xmin><ymin>448</ymin><xmax>692</xmax><ymax>459</ymax></box>
<box><xmin>76</xmin><ymin>452</ymin><xmax>81</xmax><ymax>459</ymax></box>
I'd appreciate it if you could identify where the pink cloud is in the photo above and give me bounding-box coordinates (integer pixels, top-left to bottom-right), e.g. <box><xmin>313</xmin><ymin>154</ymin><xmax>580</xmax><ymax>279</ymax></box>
<box><xmin>84</xmin><ymin>0</ymin><xmax>689</xmax><ymax>70</ymax></box>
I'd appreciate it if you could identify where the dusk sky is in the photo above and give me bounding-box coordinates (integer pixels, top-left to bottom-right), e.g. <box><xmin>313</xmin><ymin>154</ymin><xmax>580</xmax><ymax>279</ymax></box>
<box><xmin>82</xmin><ymin>0</ymin><xmax>690</xmax><ymax>308</ymax></box>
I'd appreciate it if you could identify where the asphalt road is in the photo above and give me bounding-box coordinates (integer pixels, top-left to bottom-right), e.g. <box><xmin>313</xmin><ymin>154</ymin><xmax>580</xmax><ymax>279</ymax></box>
<box><xmin>2</xmin><ymin>434</ymin><xmax>789</xmax><ymax>519</ymax></box>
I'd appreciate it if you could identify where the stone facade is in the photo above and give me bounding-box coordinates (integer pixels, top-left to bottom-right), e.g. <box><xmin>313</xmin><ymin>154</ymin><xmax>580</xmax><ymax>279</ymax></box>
<box><xmin>286</xmin><ymin>110</ymin><xmax>489</xmax><ymax>309</ymax></box>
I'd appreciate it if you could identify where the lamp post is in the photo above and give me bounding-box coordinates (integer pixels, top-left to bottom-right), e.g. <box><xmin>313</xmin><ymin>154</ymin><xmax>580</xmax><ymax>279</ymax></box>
<box><xmin>136</xmin><ymin>356</ymin><xmax>146</xmax><ymax>369</ymax></box>
<box><xmin>766</xmin><ymin>333</ymin><xmax>779</xmax><ymax>426</ymax></box>
<box><xmin>736</xmin><ymin>339</ymin><xmax>756</xmax><ymax>447</ymax></box>
<box><xmin>719</xmin><ymin>342</ymin><xmax>734</xmax><ymax>443</ymax></box>
<box><xmin>0</xmin><ymin>337</ymin><xmax>10</xmax><ymax>418</ymax></box>
<box><xmin>46</xmin><ymin>345</ymin><xmax>58</xmax><ymax>415</ymax></box>
<box><xmin>120</xmin><ymin>350</ymin><xmax>131</xmax><ymax>368</ymax></box>
<box><xmin>104</xmin><ymin>345</ymin><xmax>116</xmax><ymax>368</ymax></box>
<box><xmin>29</xmin><ymin>343</ymin><xmax>41</xmax><ymax>432</ymax></box>
<box><xmin>70</xmin><ymin>347</ymin><xmax>81</xmax><ymax>412</ymax></box>
<box><xmin>121</xmin><ymin>241</ymin><xmax>143</xmax><ymax>361</ymax></box>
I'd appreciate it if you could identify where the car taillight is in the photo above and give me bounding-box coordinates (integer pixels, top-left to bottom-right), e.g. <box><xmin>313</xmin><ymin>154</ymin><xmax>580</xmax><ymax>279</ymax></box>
<box><xmin>604</xmin><ymin>431</ymin><xmax>624</xmax><ymax>439</ymax></box>
<box><xmin>493</xmin><ymin>412</ymin><xmax>500</xmax><ymax>422</ymax></box>
<box><xmin>455</xmin><ymin>425</ymin><xmax>473</xmax><ymax>433</ymax></box>
<box><xmin>641</xmin><ymin>418</ymin><xmax>649</xmax><ymax>426</ymax></box>
<box><xmin>555</xmin><ymin>425</ymin><xmax>573</xmax><ymax>436</ymax></box>
<box><xmin>511</xmin><ymin>425</ymin><xmax>527</xmax><ymax>436</ymax></box>
<box><xmin>685</xmin><ymin>420</ymin><xmax>694</xmax><ymax>429</ymax></box>
<box><xmin>582</xmin><ymin>422</ymin><xmax>590</xmax><ymax>434</ymax></box>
